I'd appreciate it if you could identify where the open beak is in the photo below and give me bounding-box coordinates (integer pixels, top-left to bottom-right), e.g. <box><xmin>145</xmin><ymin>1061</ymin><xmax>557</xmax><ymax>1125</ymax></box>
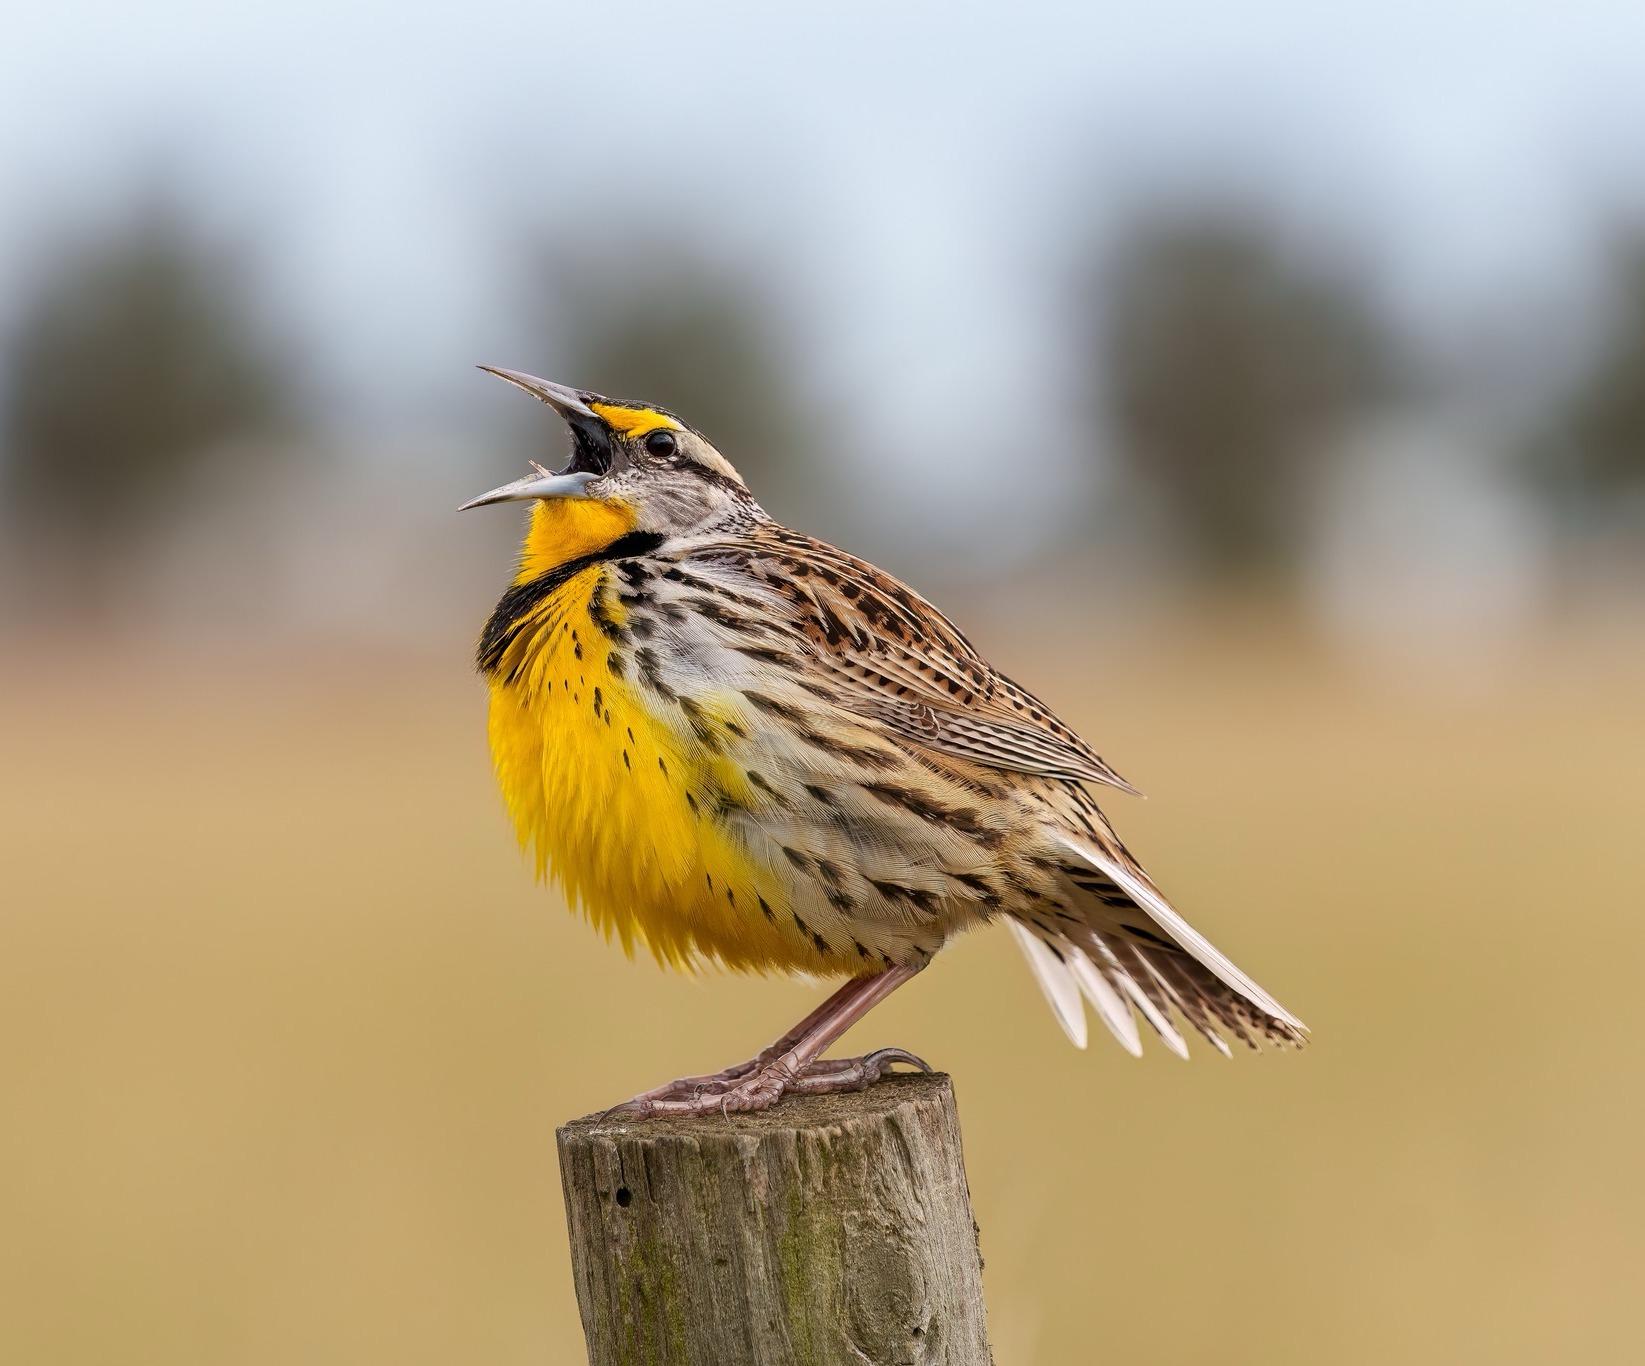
<box><xmin>476</xmin><ymin>366</ymin><xmax>601</xmax><ymax>421</ymax></box>
<box><xmin>458</xmin><ymin>467</ymin><xmax>598</xmax><ymax>510</ymax></box>
<box><xmin>459</xmin><ymin>367</ymin><xmax>610</xmax><ymax>510</ymax></box>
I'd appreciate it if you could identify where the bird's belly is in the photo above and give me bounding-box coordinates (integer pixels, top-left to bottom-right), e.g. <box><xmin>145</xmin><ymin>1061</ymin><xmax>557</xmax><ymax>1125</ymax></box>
<box><xmin>487</xmin><ymin>597</ymin><xmax>859</xmax><ymax>975</ymax></box>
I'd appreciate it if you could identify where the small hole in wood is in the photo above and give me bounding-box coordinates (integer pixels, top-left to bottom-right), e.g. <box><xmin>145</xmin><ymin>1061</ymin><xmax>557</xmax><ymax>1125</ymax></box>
<box><xmin>614</xmin><ymin>1186</ymin><xmax>632</xmax><ymax>1207</ymax></box>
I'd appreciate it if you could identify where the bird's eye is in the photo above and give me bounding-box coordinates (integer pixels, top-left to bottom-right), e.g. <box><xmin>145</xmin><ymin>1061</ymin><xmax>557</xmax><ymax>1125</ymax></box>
<box><xmin>644</xmin><ymin>429</ymin><xmax>677</xmax><ymax>458</ymax></box>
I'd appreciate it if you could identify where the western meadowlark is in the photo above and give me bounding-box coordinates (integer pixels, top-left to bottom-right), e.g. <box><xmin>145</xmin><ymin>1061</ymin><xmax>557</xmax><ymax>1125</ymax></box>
<box><xmin>463</xmin><ymin>367</ymin><xmax>1305</xmax><ymax>1116</ymax></box>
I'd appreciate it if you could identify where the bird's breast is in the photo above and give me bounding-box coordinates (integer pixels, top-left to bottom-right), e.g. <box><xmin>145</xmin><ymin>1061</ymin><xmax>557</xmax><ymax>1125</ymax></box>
<box><xmin>484</xmin><ymin>563</ymin><xmax>859</xmax><ymax>975</ymax></box>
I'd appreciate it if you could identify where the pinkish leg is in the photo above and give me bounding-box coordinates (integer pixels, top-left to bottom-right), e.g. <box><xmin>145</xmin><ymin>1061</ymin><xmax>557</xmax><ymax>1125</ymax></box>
<box><xmin>608</xmin><ymin>966</ymin><xmax>928</xmax><ymax>1120</ymax></box>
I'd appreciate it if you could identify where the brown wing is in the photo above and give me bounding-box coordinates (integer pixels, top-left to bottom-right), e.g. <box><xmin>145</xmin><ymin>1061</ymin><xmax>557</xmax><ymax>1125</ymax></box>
<box><xmin>696</xmin><ymin>525</ymin><xmax>1139</xmax><ymax>794</ymax></box>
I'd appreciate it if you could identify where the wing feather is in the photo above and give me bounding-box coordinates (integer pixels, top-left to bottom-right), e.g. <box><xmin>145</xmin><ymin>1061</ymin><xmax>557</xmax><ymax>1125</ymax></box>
<box><xmin>702</xmin><ymin>529</ymin><xmax>1138</xmax><ymax>792</ymax></box>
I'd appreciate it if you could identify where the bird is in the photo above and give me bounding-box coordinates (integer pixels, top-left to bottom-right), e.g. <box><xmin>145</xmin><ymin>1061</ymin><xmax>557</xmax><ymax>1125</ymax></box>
<box><xmin>462</xmin><ymin>367</ymin><xmax>1306</xmax><ymax>1116</ymax></box>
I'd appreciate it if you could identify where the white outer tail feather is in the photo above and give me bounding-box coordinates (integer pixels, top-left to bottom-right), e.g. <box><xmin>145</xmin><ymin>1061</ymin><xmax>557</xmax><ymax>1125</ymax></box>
<box><xmin>1007</xmin><ymin>922</ymin><xmax>1157</xmax><ymax>1057</ymax></box>
<box><xmin>1006</xmin><ymin>920</ymin><xmax>1088</xmax><ymax>1049</ymax></box>
<box><xmin>1050</xmin><ymin>830</ymin><xmax>1307</xmax><ymax>1033</ymax></box>
<box><xmin>1007</xmin><ymin>831</ymin><xmax>1306</xmax><ymax>1057</ymax></box>
<box><xmin>1110</xmin><ymin>966</ymin><xmax>1191</xmax><ymax>1059</ymax></box>
<box><xmin>1066</xmin><ymin>949</ymin><xmax>1143</xmax><ymax>1056</ymax></box>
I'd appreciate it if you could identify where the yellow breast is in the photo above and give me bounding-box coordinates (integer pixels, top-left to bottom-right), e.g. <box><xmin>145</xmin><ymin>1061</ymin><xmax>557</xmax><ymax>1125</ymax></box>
<box><xmin>484</xmin><ymin>524</ymin><xmax>836</xmax><ymax>975</ymax></box>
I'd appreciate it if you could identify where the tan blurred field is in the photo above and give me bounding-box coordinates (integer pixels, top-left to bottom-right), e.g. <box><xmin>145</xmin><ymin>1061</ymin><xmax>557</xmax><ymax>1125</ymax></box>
<box><xmin>3</xmin><ymin>610</ymin><xmax>1642</xmax><ymax>1365</ymax></box>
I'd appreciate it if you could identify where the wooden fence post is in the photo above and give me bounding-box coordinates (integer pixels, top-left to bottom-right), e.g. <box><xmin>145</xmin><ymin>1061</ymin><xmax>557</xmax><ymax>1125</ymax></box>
<box><xmin>556</xmin><ymin>1072</ymin><xmax>993</xmax><ymax>1365</ymax></box>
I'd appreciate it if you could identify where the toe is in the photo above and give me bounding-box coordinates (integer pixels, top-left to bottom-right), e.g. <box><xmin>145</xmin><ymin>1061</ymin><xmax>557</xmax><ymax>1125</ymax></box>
<box><xmin>860</xmin><ymin>1046</ymin><xmax>932</xmax><ymax>1075</ymax></box>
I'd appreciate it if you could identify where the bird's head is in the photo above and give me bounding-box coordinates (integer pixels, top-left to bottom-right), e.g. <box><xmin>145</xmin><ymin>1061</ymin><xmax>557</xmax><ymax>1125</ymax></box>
<box><xmin>461</xmin><ymin>367</ymin><xmax>756</xmax><ymax>571</ymax></box>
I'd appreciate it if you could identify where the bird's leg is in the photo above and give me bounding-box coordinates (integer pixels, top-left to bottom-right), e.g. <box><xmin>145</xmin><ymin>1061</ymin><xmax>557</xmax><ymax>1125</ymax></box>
<box><xmin>616</xmin><ymin>977</ymin><xmax>871</xmax><ymax>1109</ymax></box>
<box><xmin>608</xmin><ymin>965</ymin><xmax>928</xmax><ymax>1119</ymax></box>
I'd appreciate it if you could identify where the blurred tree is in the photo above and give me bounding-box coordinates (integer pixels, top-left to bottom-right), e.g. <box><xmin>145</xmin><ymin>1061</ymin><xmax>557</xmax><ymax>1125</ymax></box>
<box><xmin>1533</xmin><ymin>231</ymin><xmax>1645</xmax><ymax>521</ymax></box>
<box><xmin>1094</xmin><ymin>209</ymin><xmax>1389</xmax><ymax>577</ymax></box>
<box><xmin>0</xmin><ymin>195</ymin><xmax>297</xmax><ymax>608</ymax></box>
<box><xmin>525</xmin><ymin>243</ymin><xmax>820</xmax><ymax>523</ymax></box>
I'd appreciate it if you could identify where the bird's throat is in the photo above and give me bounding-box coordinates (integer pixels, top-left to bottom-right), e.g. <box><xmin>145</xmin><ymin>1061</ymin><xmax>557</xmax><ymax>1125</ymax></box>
<box><xmin>515</xmin><ymin>497</ymin><xmax>639</xmax><ymax>584</ymax></box>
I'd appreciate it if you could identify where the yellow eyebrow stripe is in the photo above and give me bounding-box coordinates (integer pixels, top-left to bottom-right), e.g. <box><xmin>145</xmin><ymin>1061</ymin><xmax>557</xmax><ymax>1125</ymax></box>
<box><xmin>590</xmin><ymin>403</ymin><xmax>681</xmax><ymax>439</ymax></box>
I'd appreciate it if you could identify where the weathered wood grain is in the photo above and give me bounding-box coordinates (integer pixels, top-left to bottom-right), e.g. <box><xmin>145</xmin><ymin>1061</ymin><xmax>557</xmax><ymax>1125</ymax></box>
<box><xmin>557</xmin><ymin>1072</ymin><xmax>992</xmax><ymax>1365</ymax></box>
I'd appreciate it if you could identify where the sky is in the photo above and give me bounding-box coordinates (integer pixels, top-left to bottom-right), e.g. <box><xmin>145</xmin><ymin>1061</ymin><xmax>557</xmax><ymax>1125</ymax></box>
<box><xmin>5</xmin><ymin>0</ymin><xmax>1645</xmax><ymax>548</ymax></box>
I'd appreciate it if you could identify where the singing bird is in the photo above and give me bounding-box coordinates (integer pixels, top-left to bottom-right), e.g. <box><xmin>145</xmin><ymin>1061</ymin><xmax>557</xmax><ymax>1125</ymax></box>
<box><xmin>464</xmin><ymin>368</ymin><xmax>1305</xmax><ymax>1116</ymax></box>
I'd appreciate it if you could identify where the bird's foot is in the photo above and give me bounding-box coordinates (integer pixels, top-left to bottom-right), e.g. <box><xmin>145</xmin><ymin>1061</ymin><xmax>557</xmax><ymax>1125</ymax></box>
<box><xmin>602</xmin><ymin>1047</ymin><xmax>932</xmax><ymax>1120</ymax></box>
<box><xmin>607</xmin><ymin>1035</ymin><xmax>803</xmax><ymax>1113</ymax></box>
<box><xmin>618</xmin><ymin>1061</ymin><xmax>760</xmax><ymax>1108</ymax></box>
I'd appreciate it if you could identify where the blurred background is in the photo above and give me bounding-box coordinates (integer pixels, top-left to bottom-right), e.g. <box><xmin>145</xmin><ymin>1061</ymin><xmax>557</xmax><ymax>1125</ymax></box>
<box><xmin>3</xmin><ymin>2</ymin><xmax>1643</xmax><ymax>1362</ymax></box>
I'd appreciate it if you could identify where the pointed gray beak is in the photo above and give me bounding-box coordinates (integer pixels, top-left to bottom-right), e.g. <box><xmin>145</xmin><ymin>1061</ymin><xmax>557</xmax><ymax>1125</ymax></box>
<box><xmin>476</xmin><ymin>366</ymin><xmax>601</xmax><ymax>421</ymax></box>
<box><xmin>458</xmin><ymin>468</ymin><xmax>599</xmax><ymax>511</ymax></box>
<box><xmin>461</xmin><ymin>367</ymin><xmax>611</xmax><ymax>511</ymax></box>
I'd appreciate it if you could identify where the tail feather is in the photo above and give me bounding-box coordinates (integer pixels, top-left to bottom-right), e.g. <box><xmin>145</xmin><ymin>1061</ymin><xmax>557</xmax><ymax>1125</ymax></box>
<box><xmin>1152</xmin><ymin>947</ymin><xmax>1267</xmax><ymax>1049</ymax></box>
<box><xmin>1006</xmin><ymin>919</ymin><xmax>1088</xmax><ymax>1049</ymax></box>
<box><xmin>1138</xmin><ymin>950</ymin><xmax>1234</xmax><ymax>1057</ymax></box>
<box><xmin>1066</xmin><ymin>946</ymin><xmax>1143</xmax><ymax>1056</ymax></box>
<box><xmin>1107</xmin><ymin>939</ymin><xmax>1191</xmax><ymax>1059</ymax></box>
<box><xmin>1006</xmin><ymin>829</ymin><xmax>1307</xmax><ymax>1057</ymax></box>
<box><xmin>1051</xmin><ymin>829</ymin><xmax>1306</xmax><ymax>1033</ymax></box>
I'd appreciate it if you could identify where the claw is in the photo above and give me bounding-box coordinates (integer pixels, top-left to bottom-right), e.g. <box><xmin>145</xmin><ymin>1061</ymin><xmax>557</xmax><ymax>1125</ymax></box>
<box><xmin>863</xmin><ymin>1046</ymin><xmax>932</xmax><ymax>1074</ymax></box>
